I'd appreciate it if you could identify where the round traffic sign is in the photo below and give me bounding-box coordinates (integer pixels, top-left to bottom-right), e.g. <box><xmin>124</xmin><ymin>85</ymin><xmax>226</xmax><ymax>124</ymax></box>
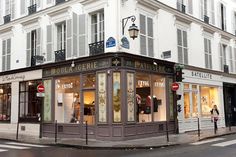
<box><xmin>171</xmin><ymin>82</ymin><xmax>179</xmax><ymax>91</ymax></box>
<box><xmin>37</xmin><ymin>84</ymin><xmax>45</xmax><ymax>93</ymax></box>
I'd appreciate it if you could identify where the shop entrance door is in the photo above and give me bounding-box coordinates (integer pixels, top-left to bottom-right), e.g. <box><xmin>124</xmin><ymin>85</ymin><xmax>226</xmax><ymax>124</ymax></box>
<box><xmin>82</xmin><ymin>90</ymin><xmax>96</xmax><ymax>125</ymax></box>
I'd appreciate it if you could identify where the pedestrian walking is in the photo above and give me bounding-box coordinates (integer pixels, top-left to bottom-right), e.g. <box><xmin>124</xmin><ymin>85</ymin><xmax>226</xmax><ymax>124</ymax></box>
<box><xmin>210</xmin><ymin>105</ymin><xmax>219</xmax><ymax>131</ymax></box>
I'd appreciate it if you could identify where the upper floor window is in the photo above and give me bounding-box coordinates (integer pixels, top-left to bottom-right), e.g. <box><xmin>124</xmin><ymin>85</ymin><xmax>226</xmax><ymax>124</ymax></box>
<box><xmin>177</xmin><ymin>0</ymin><xmax>193</xmax><ymax>14</ymax></box>
<box><xmin>219</xmin><ymin>3</ymin><xmax>226</xmax><ymax>31</ymax></box>
<box><xmin>219</xmin><ymin>43</ymin><xmax>227</xmax><ymax>71</ymax></box>
<box><xmin>233</xmin><ymin>12</ymin><xmax>236</xmax><ymax>35</ymax></box>
<box><xmin>177</xmin><ymin>28</ymin><xmax>188</xmax><ymax>64</ymax></box>
<box><xmin>234</xmin><ymin>48</ymin><xmax>236</xmax><ymax>73</ymax></box>
<box><xmin>56</xmin><ymin>22</ymin><xmax>66</xmax><ymax>51</ymax></box>
<box><xmin>140</xmin><ymin>14</ymin><xmax>154</xmax><ymax>57</ymax></box>
<box><xmin>4</xmin><ymin>0</ymin><xmax>15</xmax><ymax>20</ymax></box>
<box><xmin>200</xmin><ymin>0</ymin><xmax>215</xmax><ymax>25</ymax></box>
<box><xmin>2</xmin><ymin>38</ymin><xmax>11</xmax><ymax>72</ymax></box>
<box><xmin>204</xmin><ymin>38</ymin><xmax>212</xmax><ymax>69</ymax></box>
<box><xmin>91</xmin><ymin>11</ymin><xmax>104</xmax><ymax>43</ymax></box>
<box><xmin>229</xmin><ymin>47</ymin><xmax>233</xmax><ymax>73</ymax></box>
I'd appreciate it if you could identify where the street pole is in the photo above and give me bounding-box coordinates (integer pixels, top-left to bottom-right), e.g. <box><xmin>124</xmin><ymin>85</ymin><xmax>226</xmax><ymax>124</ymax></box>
<box><xmin>166</xmin><ymin>121</ymin><xmax>169</xmax><ymax>142</ymax></box>
<box><xmin>55</xmin><ymin>120</ymin><xmax>57</xmax><ymax>143</ymax></box>
<box><xmin>16</xmin><ymin>121</ymin><xmax>19</xmax><ymax>140</ymax></box>
<box><xmin>85</xmin><ymin>121</ymin><xmax>88</xmax><ymax>145</ymax></box>
<box><xmin>197</xmin><ymin>117</ymin><xmax>200</xmax><ymax>139</ymax></box>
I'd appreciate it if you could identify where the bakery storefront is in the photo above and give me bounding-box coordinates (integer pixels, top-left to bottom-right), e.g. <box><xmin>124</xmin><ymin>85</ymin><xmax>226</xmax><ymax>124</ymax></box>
<box><xmin>178</xmin><ymin>68</ymin><xmax>225</xmax><ymax>133</ymax></box>
<box><xmin>42</xmin><ymin>53</ymin><xmax>175</xmax><ymax>140</ymax></box>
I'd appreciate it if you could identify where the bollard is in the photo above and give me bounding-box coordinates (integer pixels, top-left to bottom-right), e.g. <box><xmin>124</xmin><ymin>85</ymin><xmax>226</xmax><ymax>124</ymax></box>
<box><xmin>55</xmin><ymin>120</ymin><xmax>58</xmax><ymax>143</ymax></box>
<box><xmin>166</xmin><ymin>121</ymin><xmax>169</xmax><ymax>142</ymax></box>
<box><xmin>197</xmin><ymin>117</ymin><xmax>200</xmax><ymax>139</ymax></box>
<box><xmin>85</xmin><ymin>121</ymin><xmax>88</xmax><ymax>145</ymax></box>
<box><xmin>16</xmin><ymin>121</ymin><xmax>19</xmax><ymax>140</ymax></box>
<box><xmin>214</xmin><ymin>120</ymin><xmax>217</xmax><ymax>134</ymax></box>
<box><xmin>229</xmin><ymin>114</ymin><xmax>232</xmax><ymax>131</ymax></box>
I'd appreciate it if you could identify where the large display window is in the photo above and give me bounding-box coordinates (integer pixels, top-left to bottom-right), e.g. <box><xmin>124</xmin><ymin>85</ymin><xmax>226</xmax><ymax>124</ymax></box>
<box><xmin>0</xmin><ymin>84</ymin><xmax>11</xmax><ymax>122</ymax></box>
<box><xmin>19</xmin><ymin>80</ymin><xmax>42</xmax><ymax>122</ymax></box>
<box><xmin>55</xmin><ymin>76</ymin><xmax>80</xmax><ymax>123</ymax></box>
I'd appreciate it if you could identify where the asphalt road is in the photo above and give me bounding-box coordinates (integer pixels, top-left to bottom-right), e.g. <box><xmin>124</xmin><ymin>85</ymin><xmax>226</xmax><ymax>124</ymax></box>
<box><xmin>1</xmin><ymin>134</ymin><xmax>236</xmax><ymax>157</ymax></box>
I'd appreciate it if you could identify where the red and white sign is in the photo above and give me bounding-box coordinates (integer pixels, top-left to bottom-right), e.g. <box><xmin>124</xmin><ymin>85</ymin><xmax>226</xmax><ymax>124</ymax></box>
<box><xmin>37</xmin><ymin>84</ymin><xmax>45</xmax><ymax>93</ymax></box>
<box><xmin>171</xmin><ymin>82</ymin><xmax>179</xmax><ymax>91</ymax></box>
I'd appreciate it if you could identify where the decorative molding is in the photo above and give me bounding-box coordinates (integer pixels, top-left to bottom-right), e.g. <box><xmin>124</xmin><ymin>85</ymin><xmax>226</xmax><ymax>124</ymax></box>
<box><xmin>136</xmin><ymin>0</ymin><xmax>160</xmax><ymax>11</ymax></box>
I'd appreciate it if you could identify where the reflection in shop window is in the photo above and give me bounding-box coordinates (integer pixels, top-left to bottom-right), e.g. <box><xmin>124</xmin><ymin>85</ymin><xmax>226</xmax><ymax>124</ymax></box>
<box><xmin>0</xmin><ymin>84</ymin><xmax>11</xmax><ymax>122</ymax></box>
<box><xmin>153</xmin><ymin>76</ymin><xmax>166</xmax><ymax>121</ymax></box>
<box><xmin>136</xmin><ymin>73</ymin><xmax>151</xmax><ymax>123</ymax></box>
<box><xmin>200</xmin><ymin>86</ymin><xmax>218</xmax><ymax>117</ymax></box>
<box><xmin>55</xmin><ymin>76</ymin><xmax>80</xmax><ymax>123</ymax></box>
<box><xmin>83</xmin><ymin>91</ymin><xmax>95</xmax><ymax>125</ymax></box>
<box><xmin>83</xmin><ymin>74</ymin><xmax>96</xmax><ymax>88</ymax></box>
<box><xmin>113</xmin><ymin>72</ymin><xmax>121</xmax><ymax>122</ymax></box>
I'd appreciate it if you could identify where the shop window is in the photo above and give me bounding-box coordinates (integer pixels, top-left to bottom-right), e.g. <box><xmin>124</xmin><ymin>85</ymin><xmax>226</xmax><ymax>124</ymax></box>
<box><xmin>192</xmin><ymin>92</ymin><xmax>198</xmax><ymax>117</ymax></box>
<box><xmin>136</xmin><ymin>73</ymin><xmax>151</xmax><ymax>123</ymax></box>
<box><xmin>98</xmin><ymin>73</ymin><xmax>107</xmax><ymax>123</ymax></box>
<box><xmin>113</xmin><ymin>72</ymin><xmax>121</xmax><ymax>122</ymax></box>
<box><xmin>153</xmin><ymin>75</ymin><xmax>166</xmax><ymax>121</ymax></box>
<box><xmin>83</xmin><ymin>91</ymin><xmax>95</xmax><ymax>125</ymax></box>
<box><xmin>192</xmin><ymin>85</ymin><xmax>197</xmax><ymax>90</ymax></box>
<box><xmin>55</xmin><ymin>76</ymin><xmax>80</xmax><ymax>123</ymax></box>
<box><xmin>127</xmin><ymin>73</ymin><xmax>135</xmax><ymax>122</ymax></box>
<box><xmin>83</xmin><ymin>74</ymin><xmax>96</xmax><ymax>88</ymax></box>
<box><xmin>19</xmin><ymin>80</ymin><xmax>42</xmax><ymax>122</ymax></box>
<box><xmin>200</xmin><ymin>86</ymin><xmax>218</xmax><ymax>117</ymax></box>
<box><xmin>184</xmin><ymin>84</ymin><xmax>189</xmax><ymax>90</ymax></box>
<box><xmin>0</xmin><ymin>84</ymin><xmax>11</xmax><ymax>122</ymax></box>
<box><xmin>184</xmin><ymin>92</ymin><xmax>190</xmax><ymax>119</ymax></box>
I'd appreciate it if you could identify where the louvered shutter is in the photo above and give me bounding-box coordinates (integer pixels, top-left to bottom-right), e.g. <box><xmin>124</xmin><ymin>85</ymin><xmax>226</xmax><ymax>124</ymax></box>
<box><xmin>147</xmin><ymin>17</ymin><xmax>153</xmax><ymax>57</ymax></box>
<box><xmin>209</xmin><ymin>40</ymin><xmax>212</xmax><ymax>69</ymax></box>
<box><xmin>46</xmin><ymin>25</ymin><xmax>53</xmax><ymax>62</ymax></box>
<box><xmin>140</xmin><ymin>14</ymin><xmax>146</xmax><ymax>55</ymax></box>
<box><xmin>20</xmin><ymin>0</ymin><xmax>26</xmax><ymax>15</ymax></box>
<box><xmin>10</xmin><ymin>0</ymin><xmax>15</xmax><ymax>19</ymax></box>
<box><xmin>219</xmin><ymin>44</ymin><xmax>223</xmax><ymax>71</ymax></box>
<box><xmin>217</xmin><ymin>3</ymin><xmax>222</xmax><ymax>28</ymax></box>
<box><xmin>66</xmin><ymin>19</ymin><xmax>72</xmax><ymax>58</ymax></box>
<box><xmin>36</xmin><ymin>28</ymin><xmax>41</xmax><ymax>56</ymax></box>
<box><xmin>188</xmin><ymin>0</ymin><xmax>193</xmax><ymax>14</ymax></box>
<box><xmin>79</xmin><ymin>14</ymin><xmax>87</xmax><ymax>56</ymax></box>
<box><xmin>26</xmin><ymin>32</ymin><xmax>31</xmax><ymax>66</ymax></box>
<box><xmin>5</xmin><ymin>0</ymin><xmax>10</xmax><ymax>15</ymax></box>
<box><xmin>223</xmin><ymin>5</ymin><xmax>226</xmax><ymax>31</ymax></box>
<box><xmin>6</xmin><ymin>39</ymin><xmax>11</xmax><ymax>71</ymax></box>
<box><xmin>230</xmin><ymin>47</ymin><xmax>233</xmax><ymax>72</ymax></box>
<box><xmin>200</xmin><ymin>0</ymin><xmax>204</xmax><ymax>19</ymax></box>
<box><xmin>2</xmin><ymin>40</ymin><xmax>6</xmax><ymax>71</ymax></box>
<box><xmin>183</xmin><ymin>30</ymin><xmax>188</xmax><ymax>64</ymax></box>
<box><xmin>72</xmin><ymin>13</ymin><xmax>78</xmax><ymax>57</ymax></box>
<box><xmin>234</xmin><ymin>48</ymin><xmax>236</xmax><ymax>73</ymax></box>
<box><xmin>177</xmin><ymin>29</ymin><xmax>183</xmax><ymax>63</ymax></box>
<box><xmin>211</xmin><ymin>0</ymin><xmax>215</xmax><ymax>25</ymax></box>
<box><xmin>204</xmin><ymin>38</ymin><xmax>208</xmax><ymax>68</ymax></box>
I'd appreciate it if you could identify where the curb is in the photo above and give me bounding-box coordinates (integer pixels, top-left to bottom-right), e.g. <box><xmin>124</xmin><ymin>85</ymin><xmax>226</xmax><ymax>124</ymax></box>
<box><xmin>198</xmin><ymin>131</ymin><xmax>236</xmax><ymax>141</ymax></box>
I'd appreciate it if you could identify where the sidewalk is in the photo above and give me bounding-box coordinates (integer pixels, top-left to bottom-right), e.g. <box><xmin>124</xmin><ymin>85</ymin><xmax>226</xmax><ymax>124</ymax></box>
<box><xmin>0</xmin><ymin>127</ymin><xmax>236</xmax><ymax>149</ymax></box>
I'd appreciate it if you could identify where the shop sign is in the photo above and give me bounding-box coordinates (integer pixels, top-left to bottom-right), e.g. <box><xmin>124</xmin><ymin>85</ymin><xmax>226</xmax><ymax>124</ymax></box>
<box><xmin>171</xmin><ymin>82</ymin><xmax>179</xmax><ymax>91</ymax></box>
<box><xmin>191</xmin><ymin>71</ymin><xmax>212</xmax><ymax>79</ymax></box>
<box><xmin>106</xmin><ymin>37</ymin><xmax>116</xmax><ymax>48</ymax></box>
<box><xmin>43</xmin><ymin>59</ymin><xmax>110</xmax><ymax>77</ymax></box>
<box><xmin>121</xmin><ymin>37</ymin><xmax>130</xmax><ymax>49</ymax></box>
<box><xmin>2</xmin><ymin>74</ymin><xmax>25</xmax><ymax>82</ymax></box>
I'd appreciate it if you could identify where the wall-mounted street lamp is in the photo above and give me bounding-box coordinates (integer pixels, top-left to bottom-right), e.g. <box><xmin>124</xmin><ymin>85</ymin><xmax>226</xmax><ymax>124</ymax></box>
<box><xmin>122</xmin><ymin>15</ymin><xmax>139</xmax><ymax>40</ymax></box>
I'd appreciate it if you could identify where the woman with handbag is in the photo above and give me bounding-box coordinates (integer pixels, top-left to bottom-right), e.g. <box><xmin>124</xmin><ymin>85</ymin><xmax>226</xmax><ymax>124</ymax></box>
<box><xmin>210</xmin><ymin>105</ymin><xmax>219</xmax><ymax>130</ymax></box>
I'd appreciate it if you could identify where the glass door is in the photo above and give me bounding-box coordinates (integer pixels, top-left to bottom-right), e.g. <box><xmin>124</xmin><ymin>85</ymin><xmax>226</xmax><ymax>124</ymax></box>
<box><xmin>83</xmin><ymin>90</ymin><xmax>95</xmax><ymax>125</ymax></box>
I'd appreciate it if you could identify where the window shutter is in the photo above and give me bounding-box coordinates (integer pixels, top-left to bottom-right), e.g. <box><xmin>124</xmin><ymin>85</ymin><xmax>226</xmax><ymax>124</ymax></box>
<box><xmin>147</xmin><ymin>17</ymin><xmax>153</xmax><ymax>57</ymax></box>
<box><xmin>223</xmin><ymin>5</ymin><xmax>226</xmax><ymax>31</ymax></box>
<box><xmin>204</xmin><ymin>38</ymin><xmax>208</xmax><ymax>68</ymax></box>
<box><xmin>36</xmin><ymin>0</ymin><xmax>41</xmax><ymax>8</ymax></box>
<box><xmin>6</xmin><ymin>39</ymin><xmax>11</xmax><ymax>71</ymax></box>
<box><xmin>199</xmin><ymin>0</ymin><xmax>204</xmax><ymax>19</ymax></box>
<box><xmin>2</xmin><ymin>40</ymin><xmax>6</xmax><ymax>71</ymax></box>
<box><xmin>79</xmin><ymin>14</ymin><xmax>87</xmax><ymax>56</ymax></box>
<box><xmin>20</xmin><ymin>0</ymin><xmax>26</xmax><ymax>15</ymax></box>
<box><xmin>217</xmin><ymin>3</ymin><xmax>221</xmax><ymax>28</ymax></box>
<box><xmin>188</xmin><ymin>0</ymin><xmax>193</xmax><ymax>14</ymax></box>
<box><xmin>140</xmin><ymin>14</ymin><xmax>146</xmax><ymax>55</ymax></box>
<box><xmin>46</xmin><ymin>25</ymin><xmax>53</xmax><ymax>62</ymax></box>
<box><xmin>72</xmin><ymin>13</ymin><xmax>78</xmax><ymax>57</ymax></box>
<box><xmin>234</xmin><ymin>48</ymin><xmax>236</xmax><ymax>73</ymax></box>
<box><xmin>230</xmin><ymin>47</ymin><xmax>233</xmax><ymax>72</ymax></box>
<box><xmin>5</xmin><ymin>0</ymin><xmax>10</xmax><ymax>15</ymax></box>
<box><xmin>208</xmin><ymin>40</ymin><xmax>212</xmax><ymax>69</ymax></box>
<box><xmin>232</xmin><ymin>12</ymin><xmax>236</xmax><ymax>34</ymax></box>
<box><xmin>211</xmin><ymin>0</ymin><xmax>215</xmax><ymax>25</ymax></box>
<box><xmin>36</xmin><ymin>28</ymin><xmax>41</xmax><ymax>56</ymax></box>
<box><xmin>10</xmin><ymin>0</ymin><xmax>15</xmax><ymax>19</ymax></box>
<box><xmin>66</xmin><ymin>19</ymin><xmax>72</xmax><ymax>58</ymax></box>
<box><xmin>0</xmin><ymin>1</ymin><xmax>2</xmax><ymax>24</ymax></box>
<box><xmin>140</xmin><ymin>35</ymin><xmax>146</xmax><ymax>55</ymax></box>
<box><xmin>177</xmin><ymin>29</ymin><xmax>183</xmax><ymax>63</ymax></box>
<box><xmin>26</xmin><ymin>32</ymin><xmax>31</xmax><ymax>66</ymax></box>
<box><xmin>140</xmin><ymin>14</ymin><xmax>146</xmax><ymax>35</ymax></box>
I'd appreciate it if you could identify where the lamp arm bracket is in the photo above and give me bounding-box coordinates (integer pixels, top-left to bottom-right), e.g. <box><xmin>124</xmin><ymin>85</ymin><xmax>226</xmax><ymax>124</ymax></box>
<box><xmin>122</xmin><ymin>15</ymin><xmax>136</xmax><ymax>35</ymax></box>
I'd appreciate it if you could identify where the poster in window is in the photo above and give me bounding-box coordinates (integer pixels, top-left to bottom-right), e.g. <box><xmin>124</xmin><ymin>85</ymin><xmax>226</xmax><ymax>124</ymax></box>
<box><xmin>127</xmin><ymin>73</ymin><xmax>135</xmax><ymax>122</ymax></box>
<box><xmin>98</xmin><ymin>73</ymin><xmax>107</xmax><ymax>123</ymax></box>
<box><xmin>43</xmin><ymin>80</ymin><xmax>52</xmax><ymax>122</ymax></box>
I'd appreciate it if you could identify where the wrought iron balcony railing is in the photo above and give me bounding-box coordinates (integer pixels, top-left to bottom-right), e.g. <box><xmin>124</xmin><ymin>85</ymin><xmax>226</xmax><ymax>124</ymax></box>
<box><xmin>28</xmin><ymin>4</ymin><xmax>37</xmax><ymax>15</ymax></box>
<box><xmin>3</xmin><ymin>14</ymin><xmax>11</xmax><ymax>24</ymax></box>
<box><xmin>55</xmin><ymin>49</ymin><xmax>66</xmax><ymax>62</ymax></box>
<box><xmin>89</xmin><ymin>41</ymin><xmax>104</xmax><ymax>56</ymax></box>
<box><xmin>204</xmin><ymin>15</ymin><xmax>209</xmax><ymax>24</ymax></box>
<box><xmin>31</xmin><ymin>56</ymin><xmax>36</xmax><ymax>66</ymax></box>
<box><xmin>56</xmin><ymin>0</ymin><xmax>65</xmax><ymax>5</ymax></box>
<box><xmin>31</xmin><ymin>55</ymin><xmax>44</xmax><ymax>66</ymax></box>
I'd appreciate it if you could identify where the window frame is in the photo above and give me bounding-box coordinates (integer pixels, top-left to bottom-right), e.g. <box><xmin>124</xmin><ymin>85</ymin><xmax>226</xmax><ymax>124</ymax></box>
<box><xmin>90</xmin><ymin>10</ymin><xmax>104</xmax><ymax>43</ymax></box>
<box><xmin>204</xmin><ymin>37</ymin><xmax>212</xmax><ymax>69</ymax></box>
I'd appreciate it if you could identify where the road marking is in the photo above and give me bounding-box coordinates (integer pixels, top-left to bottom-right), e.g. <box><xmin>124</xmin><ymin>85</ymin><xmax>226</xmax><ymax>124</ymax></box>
<box><xmin>190</xmin><ymin>138</ymin><xmax>225</xmax><ymax>145</ymax></box>
<box><xmin>6</xmin><ymin>142</ymin><xmax>48</xmax><ymax>148</ymax></box>
<box><xmin>212</xmin><ymin>139</ymin><xmax>236</xmax><ymax>147</ymax></box>
<box><xmin>0</xmin><ymin>144</ymin><xmax>29</xmax><ymax>149</ymax></box>
<box><xmin>0</xmin><ymin>149</ymin><xmax>7</xmax><ymax>152</ymax></box>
